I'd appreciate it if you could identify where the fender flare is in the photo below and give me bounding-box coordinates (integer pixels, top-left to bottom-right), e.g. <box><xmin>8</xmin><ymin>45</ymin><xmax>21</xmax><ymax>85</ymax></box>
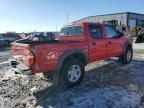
<box><xmin>56</xmin><ymin>49</ymin><xmax>88</xmax><ymax>72</ymax></box>
<box><xmin>123</xmin><ymin>42</ymin><xmax>132</xmax><ymax>54</ymax></box>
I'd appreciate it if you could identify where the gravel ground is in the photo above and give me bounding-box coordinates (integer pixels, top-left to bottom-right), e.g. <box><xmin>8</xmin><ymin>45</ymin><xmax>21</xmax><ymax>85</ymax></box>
<box><xmin>0</xmin><ymin>43</ymin><xmax>144</xmax><ymax>108</ymax></box>
<box><xmin>0</xmin><ymin>47</ymin><xmax>11</xmax><ymax>63</ymax></box>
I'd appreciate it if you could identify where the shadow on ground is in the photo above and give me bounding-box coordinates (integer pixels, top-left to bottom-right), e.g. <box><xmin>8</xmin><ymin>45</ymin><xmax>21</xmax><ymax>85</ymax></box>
<box><xmin>33</xmin><ymin>59</ymin><xmax>142</xmax><ymax>108</ymax></box>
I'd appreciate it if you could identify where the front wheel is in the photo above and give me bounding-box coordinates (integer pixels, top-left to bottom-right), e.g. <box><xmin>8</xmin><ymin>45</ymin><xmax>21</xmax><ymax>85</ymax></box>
<box><xmin>61</xmin><ymin>59</ymin><xmax>85</xmax><ymax>88</ymax></box>
<box><xmin>119</xmin><ymin>46</ymin><xmax>133</xmax><ymax>64</ymax></box>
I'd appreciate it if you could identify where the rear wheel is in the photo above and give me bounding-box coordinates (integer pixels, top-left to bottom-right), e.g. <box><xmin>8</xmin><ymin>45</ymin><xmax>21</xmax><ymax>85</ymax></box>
<box><xmin>119</xmin><ymin>46</ymin><xmax>133</xmax><ymax>64</ymax></box>
<box><xmin>61</xmin><ymin>58</ymin><xmax>85</xmax><ymax>88</ymax></box>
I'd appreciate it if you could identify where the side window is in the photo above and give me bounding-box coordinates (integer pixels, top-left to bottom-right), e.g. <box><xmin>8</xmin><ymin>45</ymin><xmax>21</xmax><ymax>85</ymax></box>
<box><xmin>60</xmin><ymin>26</ymin><xmax>83</xmax><ymax>36</ymax></box>
<box><xmin>67</xmin><ymin>27</ymin><xmax>74</xmax><ymax>36</ymax></box>
<box><xmin>105</xmin><ymin>26</ymin><xmax>118</xmax><ymax>38</ymax></box>
<box><xmin>74</xmin><ymin>26</ymin><xmax>83</xmax><ymax>36</ymax></box>
<box><xmin>89</xmin><ymin>25</ymin><xmax>103</xmax><ymax>39</ymax></box>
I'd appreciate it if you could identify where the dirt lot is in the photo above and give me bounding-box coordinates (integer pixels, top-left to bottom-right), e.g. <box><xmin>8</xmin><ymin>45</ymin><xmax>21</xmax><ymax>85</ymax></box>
<box><xmin>0</xmin><ymin>43</ymin><xmax>144</xmax><ymax>108</ymax></box>
<box><xmin>0</xmin><ymin>47</ymin><xmax>11</xmax><ymax>63</ymax></box>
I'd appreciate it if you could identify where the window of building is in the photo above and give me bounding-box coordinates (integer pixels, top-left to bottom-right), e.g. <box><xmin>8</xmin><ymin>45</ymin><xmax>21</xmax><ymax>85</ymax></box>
<box><xmin>89</xmin><ymin>25</ymin><xmax>103</xmax><ymax>39</ymax></box>
<box><xmin>137</xmin><ymin>20</ymin><xmax>144</xmax><ymax>28</ymax></box>
<box><xmin>129</xmin><ymin>19</ymin><xmax>137</xmax><ymax>28</ymax></box>
<box><xmin>103</xmin><ymin>20</ymin><xmax>118</xmax><ymax>27</ymax></box>
<box><xmin>105</xmin><ymin>26</ymin><xmax>118</xmax><ymax>38</ymax></box>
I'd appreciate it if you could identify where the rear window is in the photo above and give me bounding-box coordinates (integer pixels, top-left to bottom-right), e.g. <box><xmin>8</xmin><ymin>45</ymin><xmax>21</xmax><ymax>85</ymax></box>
<box><xmin>60</xmin><ymin>26</ymin><xmax>83</xmax><ymax>36</ymax></box>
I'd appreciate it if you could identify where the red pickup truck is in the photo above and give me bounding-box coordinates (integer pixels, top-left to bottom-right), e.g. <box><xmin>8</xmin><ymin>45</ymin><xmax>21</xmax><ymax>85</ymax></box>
<box><xmin>10</xmin><ymin>22</ymin><xmax>133</xmax><ymax>87</ymax></box>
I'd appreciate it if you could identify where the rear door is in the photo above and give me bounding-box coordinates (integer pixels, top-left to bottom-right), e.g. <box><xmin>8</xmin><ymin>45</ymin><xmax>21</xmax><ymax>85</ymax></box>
<box><xmin>88</xmin><ymin>24</ymin><xmax>107</xmax><ymax>62</ymax></box>
<box><xmin>104</xmin><ymin>25</ymin><xmax>124</xmax><ymax>57</ymax></box>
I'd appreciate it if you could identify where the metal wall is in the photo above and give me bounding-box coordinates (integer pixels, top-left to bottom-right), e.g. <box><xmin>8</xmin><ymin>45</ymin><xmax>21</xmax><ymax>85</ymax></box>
<box><xmin>129</xmin><ymin>13</ymin><xmax>144</xmax><ymax>20</ymax></box>
<box><xmin>74</xmin><ymin>12</ymin><xmax>144</xmax><ymax>28</ymax></box>
<box><xmin>74</xmin><ymin>13</ymin><xmax>128</xmax><ymax>25</ymax></box>
<box><xmin>128</xmin><ymin>13</ymin><xmax>144</xmax><ymax>28</ymax></box>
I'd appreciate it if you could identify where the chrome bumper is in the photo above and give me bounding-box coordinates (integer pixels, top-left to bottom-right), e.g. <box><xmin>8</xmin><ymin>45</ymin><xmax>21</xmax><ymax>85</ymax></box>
<box><xmin>9</xmin><ymin>59</ymin><xmax>32</xmax><ymax>75</ymax></box>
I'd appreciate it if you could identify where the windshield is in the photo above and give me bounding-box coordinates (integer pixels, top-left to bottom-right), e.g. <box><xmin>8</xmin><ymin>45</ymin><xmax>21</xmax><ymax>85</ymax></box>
<box><xmin>60</xmin><ymin>26</ymin><xmax>83</xmax><ymax>36</ymax></box>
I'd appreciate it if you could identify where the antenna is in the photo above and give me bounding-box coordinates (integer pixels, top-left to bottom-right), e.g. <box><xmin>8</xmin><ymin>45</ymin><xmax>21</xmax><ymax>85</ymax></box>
<box><xmin>66</xmin><ymin>13</ymin><xmax>69</xmax><ymax>36</ymax></box>
<box><xmin>67</xmin><ymin>13</ymin><xmax>69</xmax><ymax>25</ymax></box>
<box><xmin>56</xmin><ymin>21</ymin><xmax>57</xmax><ymax>32</ymax></box>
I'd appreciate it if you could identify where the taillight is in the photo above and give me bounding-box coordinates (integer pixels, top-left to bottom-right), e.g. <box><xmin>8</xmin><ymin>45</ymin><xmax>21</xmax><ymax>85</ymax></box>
<box><xmin>27</xmin><ymin>50</ymin><xmax>35</xmax><ymax>65</ymax></box>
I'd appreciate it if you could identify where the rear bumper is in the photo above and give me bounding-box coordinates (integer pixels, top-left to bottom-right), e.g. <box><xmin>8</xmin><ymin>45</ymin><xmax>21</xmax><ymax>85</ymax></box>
<box><xmin>9</xmin><ymin>59</ymin><xmax>32</xmax><ymax>75</ymax></box>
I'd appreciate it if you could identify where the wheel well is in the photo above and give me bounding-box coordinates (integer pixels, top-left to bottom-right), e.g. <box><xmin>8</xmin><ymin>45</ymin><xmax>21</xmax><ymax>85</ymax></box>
<box><xmin>127</xmin><ymin>44</ymin><xmax>132</xmax><ymax>49</ymax></box>
<box><xmin>123</xmin><ymin>44</ymin><xmax>132</xmax><ymax>54</ymax></box>
<box><xmin>56</xmin><ymin>50</ymin><xmax>88</xmax><ymax>73</ymax></box>
<box><xmin>57</xmin><ymin>53</ymin><xmax>87</xmax><ymax>74</ymax></box>
<box><xmin>63</xmin><ymin>53</ymin><xmax>87</xmax><ymax>66</ymax></box>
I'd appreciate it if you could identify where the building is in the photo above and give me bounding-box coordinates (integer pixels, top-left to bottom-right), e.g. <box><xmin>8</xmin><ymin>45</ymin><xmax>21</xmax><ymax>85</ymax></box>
<box><xmin>73</xmin><ymin>12</ymin><xmax>144</xmax><ymax>29</ymax></box>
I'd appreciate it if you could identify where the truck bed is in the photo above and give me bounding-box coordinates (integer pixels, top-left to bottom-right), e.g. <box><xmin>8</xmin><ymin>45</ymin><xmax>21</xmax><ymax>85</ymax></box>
<box><xmin>11</xmin><ymin>39</ymin><xmax>88</xmax><ymax>74</ymax></box>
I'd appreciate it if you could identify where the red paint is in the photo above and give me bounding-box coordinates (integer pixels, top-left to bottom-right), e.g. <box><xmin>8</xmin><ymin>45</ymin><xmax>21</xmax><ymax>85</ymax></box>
<box><xmin>11</xmin><ymin>22</ymin><xmax>132</xmax><ymax>74</ymax></box>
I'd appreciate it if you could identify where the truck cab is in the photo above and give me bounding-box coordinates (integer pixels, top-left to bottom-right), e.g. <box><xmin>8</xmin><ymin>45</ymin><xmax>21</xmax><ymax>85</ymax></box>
<box><xmin>58</xmin><ymin>22</ymin><xmax>132</xmax><ymax>62</ymax></box>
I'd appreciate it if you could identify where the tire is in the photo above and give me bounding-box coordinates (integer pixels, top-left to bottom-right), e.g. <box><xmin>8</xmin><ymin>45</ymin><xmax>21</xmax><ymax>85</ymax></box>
<box><xmin>119</xmin><ymin>46</ymin><xmax>133</xmax><ymax>64</ymax></box>
<box><xmin>61</xmin><ymin>58</ymin><xmax>85</xmax><ymax>88</ymax></box>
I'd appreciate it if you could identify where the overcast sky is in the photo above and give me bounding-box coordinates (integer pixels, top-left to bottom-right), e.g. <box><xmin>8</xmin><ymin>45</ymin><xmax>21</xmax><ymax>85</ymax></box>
<box><xmin>0</xmin><ymin>0</ymin><xmax>144</xmax><ymax>33</ymax></box>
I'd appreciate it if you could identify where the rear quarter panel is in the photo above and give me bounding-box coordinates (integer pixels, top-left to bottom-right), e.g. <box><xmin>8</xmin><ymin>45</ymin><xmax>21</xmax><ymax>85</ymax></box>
<box><xmin>31</xmin><ymin>42</ymin><xmax>88</xmax><ymax>73</ymax></box>
<box><xmin>11</xmin><ymin>42</ymin><xmax>30</xmax><ymax>66</ymax></box>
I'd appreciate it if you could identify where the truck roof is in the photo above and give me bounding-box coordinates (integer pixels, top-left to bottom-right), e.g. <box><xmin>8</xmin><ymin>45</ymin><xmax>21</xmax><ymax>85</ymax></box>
<box><xmin>64</xmin><ymin>22</ymin><xmax>102</xmax><ymax>27</ymax></box>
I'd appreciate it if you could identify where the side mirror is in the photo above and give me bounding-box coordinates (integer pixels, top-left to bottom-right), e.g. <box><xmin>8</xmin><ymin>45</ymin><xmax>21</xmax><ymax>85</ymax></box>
<box><xmin>120</xmin><ymin>32</ymin><xmax>124</xmax><ymax>36</ymax></box>
<box><xmin>116</xmin><ymin>30</ymin><xmax>124</xmax><ymax>38</ymax></box>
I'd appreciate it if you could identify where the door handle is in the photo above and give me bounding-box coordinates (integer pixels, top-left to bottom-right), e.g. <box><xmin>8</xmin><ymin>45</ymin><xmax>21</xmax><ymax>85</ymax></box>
<box><xmin>108</xmin><ymin>41</ymin><xmax>111</xmax><ymax>44</ymax></box>
<box><xmin>92</xmin><ymin>42</ymin><xmax>96</xmax><ymax>45</ymax></box>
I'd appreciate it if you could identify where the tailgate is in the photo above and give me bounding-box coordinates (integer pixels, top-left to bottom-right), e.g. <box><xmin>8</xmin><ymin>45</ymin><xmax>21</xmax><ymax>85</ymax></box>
<box><xmin>11</xmin><ymin>42</ymin><xmax>30</xmax><ymax>65</ymax></box>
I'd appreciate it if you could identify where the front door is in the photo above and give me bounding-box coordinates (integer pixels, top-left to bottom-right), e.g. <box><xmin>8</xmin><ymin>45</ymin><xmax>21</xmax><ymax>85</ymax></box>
<box><xmin>104</xmin><ymin>25</ymin><xmax>124</xmax><ymax>57</ymax></box>
<box><xmin>88</xmin><ymin>24</ymin><xmax>107</xmax><ymax>62</ymax></box>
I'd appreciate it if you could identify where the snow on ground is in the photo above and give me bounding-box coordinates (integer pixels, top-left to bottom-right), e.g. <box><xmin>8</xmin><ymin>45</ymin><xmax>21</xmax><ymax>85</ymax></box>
<box><xmin>0</xmin><ymin>47</ymin><xmax>11</xmax><ymax>63</ymax></box>
<box><xmin>36</xmin><ymin>59</ymin><xmax>144</xmax><ymax>108</ymax></box>
<box><xmin>55</xmin><ymin>87</ymin><xmax>142</xmax><ymax>108</ymax></box>
<box><xmin>0</xmin><ymin>42</ymin><xmax>144</xmax><ymax>108</ymax></box>
<box><xmin>133</xmin><ymin>43</ymin><xmax>144</xmax><ymax>50</ymax></box>
<box><xmin>133</xmin><ymin>43</ymin><xmax>144</xmax><ymax>61</ymax></box>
